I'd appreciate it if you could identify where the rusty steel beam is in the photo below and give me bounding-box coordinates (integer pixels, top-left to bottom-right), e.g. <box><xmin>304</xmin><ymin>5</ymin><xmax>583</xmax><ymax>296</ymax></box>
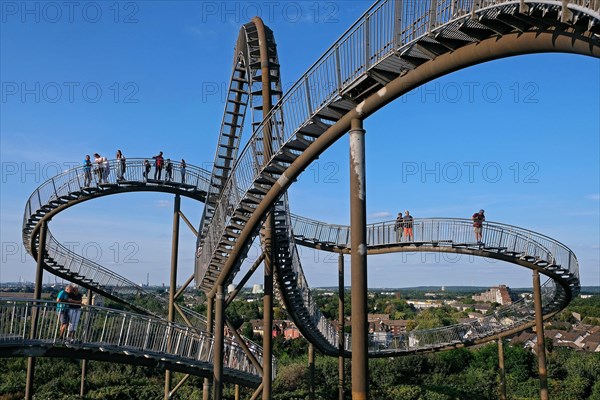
<box><xmin>165</xmin><ymin>194</ymin><xmax>181</xmax><ymax>400</ymax></box>
<box><xmin>533</xmin><ymin>270</ymin><xmax>549</xmax><ymax>400</ymax></box>
<box><xmin>226</xmin><ymin>253</ymin><xmax>265</xmax><ymax>306</ymax></box>
<box><xmin>213</xmin><ymin>285</ymin><xmax>225</xmax><ymax>400</ymax></box>
<box><xmin>251</xmin><ymin>16</ymin><xmax>276</xmax><ymax>400</ymax></box>
<box><xmin>338</xmin><ymin>253</ymin><xmax>346</xmax><ymax>400</ymax></box>
<box><xmin>498</xmin><ymin>338</ymin><xmax>506</xmax><ymax>400</ymax></box>
<box><xmin>25</xmin><ymin>219</ymin><xmax>47</xmax><ymax>400</ymax></box>
<box><xmin>349</xmin><ymin>118</ymin><xmax>369</xmax><ymax>400</ymax></box>
<box><xmin>208</xmin><ymin>31</ymin><xmax>599</xmax><ymax>300</ymax></box>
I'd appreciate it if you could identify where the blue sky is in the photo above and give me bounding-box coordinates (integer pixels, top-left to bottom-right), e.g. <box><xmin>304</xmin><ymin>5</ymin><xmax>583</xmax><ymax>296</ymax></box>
<box><xmin>1</xmin><ymin>1</ymin><xmax>598</xmax><ymax>291</ymax></box>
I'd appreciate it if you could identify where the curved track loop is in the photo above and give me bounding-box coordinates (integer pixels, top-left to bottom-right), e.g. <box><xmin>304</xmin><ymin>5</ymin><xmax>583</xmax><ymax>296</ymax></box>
<box><xmin>196</xmin><ymin>0</ymin><xmax>596</xmax><ymax>355</ymax></box>
<box><xmin>19</xmin><ymin>159</ymin><xmax>268</xmax><ymax>381</ymax></box>
<box><xmin>278</xmin><ymin>214</ymin><xmax>579</xmax><ymax>356</ymax></box>
<box><xmin>0</xmin><ymin>299</ymin><xmax>261</xmax><ymax>387</ymax></box>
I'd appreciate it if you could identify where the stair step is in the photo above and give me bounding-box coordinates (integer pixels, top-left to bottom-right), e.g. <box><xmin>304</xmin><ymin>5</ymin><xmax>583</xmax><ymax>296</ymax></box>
<box><xmin>263</xmin><ymin>165</ymin><xmax>285</xmax><ymax>175</ymax></box>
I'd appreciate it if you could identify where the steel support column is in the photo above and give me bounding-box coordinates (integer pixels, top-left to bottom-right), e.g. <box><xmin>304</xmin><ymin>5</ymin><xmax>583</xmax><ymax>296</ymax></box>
<box><xmin>498</xmin><ymin>338</ymin><xmax>506</xmax><ymax>400</ymax></box>
<box><xmin>251</xmin><ymin>16</ymin><xmax>275</xmax><ymax>400</ymax></box>
<box><xmin>262</xmin><ymin>215</ymin><xmax>274</xmax><ymax>400</ymax></box>
<box><xmin>25</xmin><ymin>220</ymin><xmax>47</xmax><ymax>400</ymax></box>
<box><xmin>338</xmin><ymin>252</ymin><xmax>345</xmax><ymax>400</ymax></box>
<box><xmin>203</xmin><ymin>295</ymin><xmax>214</xmax><ymax>400</ymax></box>
<box><xmin>169</xmin><ymin>374</ymin><xmax>190</xmax><ymax>399</ymax></box>
<box><xmin>226</xmin><ymin>319</ymin><xmax>263</xmax><ymax>373</ymax></box>
<box><xmin>349</xmin><ymin>118</ymin><xmax>368</xmax><ymax>400</ymax></box>
<box><xmin>165</xmin><ymin>194</ymin><xmax>181</xmax><ymax>400</ymax></box>
<box><xmin>81</xmin><ymin>289</ymin><xmax>93</xmax><ymax>397</ymax></box>
<box><xmin>533</xmin><ymin>270</ymin><xmax>549</xmax><ymax>400</ymax></box>
<box><xmin>308</xmin><ymin>343</ymin><xmax>315</xmax><ymax>400</ymax></box>
<box><xmin>213</xmin><ymin>285</ymin><xmax>225</xmax><ymax>400</ymax></box>
<box><xmin>250</xmin><ymin>383</ymin><xmax>264</xmax><ymax>400</ymax></box>
<box><xmin>226</xmin><ymin>253</ymin><xmax>265</xmax><ymax>306</ymax></box>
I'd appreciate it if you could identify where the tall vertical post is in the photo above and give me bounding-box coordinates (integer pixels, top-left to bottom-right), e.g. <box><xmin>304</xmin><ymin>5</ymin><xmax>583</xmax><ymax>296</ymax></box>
<box><xmin>213</xmin><ymin>285</ymin><xmax>225</xmax><ymax>400</ymax></box>
<box><xmin>252</xmin><ymin>16</ymin><xmax>275</xmax><ymax>400</ymax></box>
<box><xmin>533</xmin><ymin>270</ymin><xmax>549</xmax><ymax>400</ymax></box>
<box><xmin>262</xmin><ymin>215</ymin><xmax>274</xmax><ymax>400</ymax></box>
<box><xmin>203</xmin><ymin>295</ymin><xmax>214</xmax><ymax>400</ymax></box>
<box><xmin>80</xmin><ymin>289</ymin><xmax>93</xmax><ymax>397</ymax></box>
<box><xmin>349</xmin><ymin>118</ymin><xmax>368</xmax><ymax>400</ymax></box>
<box><xmin>25</xmin><ymin>220</ymin><xmax>48</xmax><ymax>400</ymax></box>
<box><xmin>165</xmin><ymin>194</ymin><xmax>181</xmax><ymax>400</ymax></box>
<box><xmin>338</xmin><ymin>252</ymin><xmax>345</xmax><ymax>400</ymax></box>
<box><xmin>498</xmin><ymin>338</ymin><xmax>506</xmax><ymax>400</ymax></box>
<box><xmin>308</xmin><ymin>343</ymin><xmax>315</xmax><ymax>400</ymax></box>
<box><xmin>235</xmin><ymin>384</ymin><xmax>240</xmax><ymax>400</ymax></box>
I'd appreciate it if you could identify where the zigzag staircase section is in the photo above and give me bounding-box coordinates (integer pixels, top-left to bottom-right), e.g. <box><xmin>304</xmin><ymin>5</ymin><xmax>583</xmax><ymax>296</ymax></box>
<box><xmin>196</xmin><ymin>20</ymin><xmax>284</xmax><ymax>289</ymax></box>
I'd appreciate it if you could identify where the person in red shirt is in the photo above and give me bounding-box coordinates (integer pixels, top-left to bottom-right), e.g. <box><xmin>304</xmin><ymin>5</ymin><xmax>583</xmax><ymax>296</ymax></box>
<box><xmin>153</xmin><ymin>151</ymin><xmax>164</xmax><ymax>180</ymax></box>
<box><xmin>403</xmin><ymin>210</ymin><xmax>414</xmax><ymax>242</ymax></box>
<box><xmin>472</xmin><ymin>209</ymin><xmax>485</xmax><ymax>244</ymax></box>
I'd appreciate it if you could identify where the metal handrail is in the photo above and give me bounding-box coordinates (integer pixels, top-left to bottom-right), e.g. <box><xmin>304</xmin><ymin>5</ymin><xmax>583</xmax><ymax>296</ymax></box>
<box><xmin>23</xmin><ymin>157</ymin><xmax>211</xmax><ymax>247</ymax></box>
<box><xmin>289</xmin><ymin>216</ymin><xmax>579</xmax><ymax>279</ymax></box>
<box><xmin>0</xmin><ymin>299</ymin><xmax>260</xmax><ymax>377</ymax></box>
<box><xmin>19</xmin><ymin>160</ymin><xmax>270</xmax><ymax>373</ymax></box>
<box><xmin>196</xmin><ymin>0</ymin><xmax>598</xmax><ymax>285</ymax></box>
<box><xmin>278</xmin><ymin>212</ymin><xmax>577</xmax><ymax>354</ymax></box>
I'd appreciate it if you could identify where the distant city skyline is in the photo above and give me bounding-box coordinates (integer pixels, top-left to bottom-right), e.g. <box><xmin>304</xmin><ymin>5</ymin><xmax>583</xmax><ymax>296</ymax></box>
<box><xmin>1</xmin><ymin>1</ymin><xmax>598</xmax><ymax>291</ymax></box>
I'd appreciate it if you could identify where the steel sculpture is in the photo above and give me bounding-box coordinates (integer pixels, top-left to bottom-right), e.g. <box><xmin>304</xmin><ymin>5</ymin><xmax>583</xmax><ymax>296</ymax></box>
<box><xmin>5</xmin><ymin>0</ymin><xmax>598</xmax><ymax>399</ymax></box>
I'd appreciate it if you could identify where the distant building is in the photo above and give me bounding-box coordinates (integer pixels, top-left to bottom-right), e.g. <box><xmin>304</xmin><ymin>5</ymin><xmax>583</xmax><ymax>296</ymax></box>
<box><xmin>252</xmin><ymin>284</ymin><xmax>264</xmax><ymax>294</ymax></box>
<box><xmin>510</xmin><ymin>324</ymin><xmax>600</xmax><ymax>353</ymax></box>
<box><xmin>82</xmin><ymin>294</ymin><xmax>104</xmax><ymax>307</ymax></box>
<box><xmin>472</xmin><ymin>285</ymin><xmax>512</xmax><ymax>305</ymax></box>
<box><xmin>250</xmin><ymin>319</ymin><xmax>303</xmax><ymax>339</ymax></box>
<box><xmin>406</xmin><ymin>300</ymin><xmax>443</xmax><ymax>309</ymax></box>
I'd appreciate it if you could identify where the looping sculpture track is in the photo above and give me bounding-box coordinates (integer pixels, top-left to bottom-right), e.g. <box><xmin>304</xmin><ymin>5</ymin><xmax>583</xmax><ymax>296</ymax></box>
<box><xmin>2</xmin><ymin>0</ymin><xmax>598</xmax><ymax>389</ymax></box>
<box><xmin>195</xmin><ymin>0</ymin><xmax>596</xmax><ymax>357</ymax></box>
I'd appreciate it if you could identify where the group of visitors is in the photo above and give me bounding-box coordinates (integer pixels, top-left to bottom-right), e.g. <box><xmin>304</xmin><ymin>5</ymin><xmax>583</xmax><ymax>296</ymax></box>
<box><xmin>394</xmin><ymin>210</ymin><xmax>414</xmax><ymax>242</ymax></box>
<box><xmin>57</xmin><ymin>284</ymin><xmax>83</xmax><ymax>343</ymax></box>
<box><xmin>82</xmin><ymin>151</ymin><xmax>188</xmax><ymax>186</ymax></box>
<box><xmin>393</xmin><ymin>209</ymin><xmax>486</xmax><ymax>244</ymax></box>
<box><xmin>141</xmin><ymin>152</ymin><xmax>186</xmax><ymax>183</ymax></box>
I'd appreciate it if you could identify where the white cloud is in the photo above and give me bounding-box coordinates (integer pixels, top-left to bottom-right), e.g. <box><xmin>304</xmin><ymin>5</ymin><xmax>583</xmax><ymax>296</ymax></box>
<box><xmin>586</xmin><ymin>194</ymin><xmax>600</xmax><ymax>201</ymax></box>
<box><xmin>369</xmin><ymin>211</ymin><xmax>392</xmax><ymax>219</ymax></box>
<box><xmin>155</xmin><ymin>200</ymin><xmax>171</xmax><ymax>208</ymax></box>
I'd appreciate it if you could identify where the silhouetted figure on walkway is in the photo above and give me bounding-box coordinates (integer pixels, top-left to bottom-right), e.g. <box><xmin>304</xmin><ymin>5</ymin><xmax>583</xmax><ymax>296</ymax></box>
<box><xmin>394</xmin><ymin>212</ymin><xmax>403</xmax><ymax>242</ymax></box>
<box><xmin>180</xmin><ymin>159</ymin><xmax>187</xmax><ymax>183</ymax></box>
<box><xmin>153</xmin><ymin>151</ymin><xmax>164</xmax><ymax>180</ymax></box>
<box><xmin>472</xmin><ymin>209</ymin><xmax>485</xmax><ymax>244</ymax></box>
<box><xmin>83</xmin><ymin>155</ymin><xmax>92</xmax><ymax>187</ymax></box>
<box><xmin>165</xmin><ymin>159</ymin><xmax>173</xmax><ymax>182</ymax></box>
<box><xmin>116</xmin><ymin>150</ymin><xmax>126</xmax><ymax>181</ymax></box>
<box><xmin>403</xmin><ymin>210</ymin><xmax>414</xmax><ymax>242</ymax></box>
<box><xmin>143</xmin><ymin>160</ymin><xmax>151</xmax><ymax>181</ymax></box>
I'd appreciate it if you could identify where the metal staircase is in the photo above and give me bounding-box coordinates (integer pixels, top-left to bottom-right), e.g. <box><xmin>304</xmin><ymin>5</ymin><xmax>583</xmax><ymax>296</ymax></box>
<box><xmin>18</xmin><ymin>159</ymin><xmax>268</xmax><ymax>379</ymax></box>
<box><xmin>279</xmin><ymin>215</ymin><xmax>579</xmax><ymax>355</ymax></box>
<box><xmin>195</xmin><ymin>0</ymin><xmax>599</xmax><ymax>294</ymax></box>
<box><xmin>196</xmin><ymin>20</ymin><xmax>284</xmax><ymax>269</ymax></box>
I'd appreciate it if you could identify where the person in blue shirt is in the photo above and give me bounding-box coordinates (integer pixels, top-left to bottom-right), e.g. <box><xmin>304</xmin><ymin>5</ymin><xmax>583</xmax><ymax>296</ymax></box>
<box><xmin>83</xmin><ymin>155</ymin><xmax>92</xmax><ymax>187</ymax></box>
<box><xmin>57</xmin><ymin>285</ymin><xmax>72</xmax><ymax>340</ymax></box>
